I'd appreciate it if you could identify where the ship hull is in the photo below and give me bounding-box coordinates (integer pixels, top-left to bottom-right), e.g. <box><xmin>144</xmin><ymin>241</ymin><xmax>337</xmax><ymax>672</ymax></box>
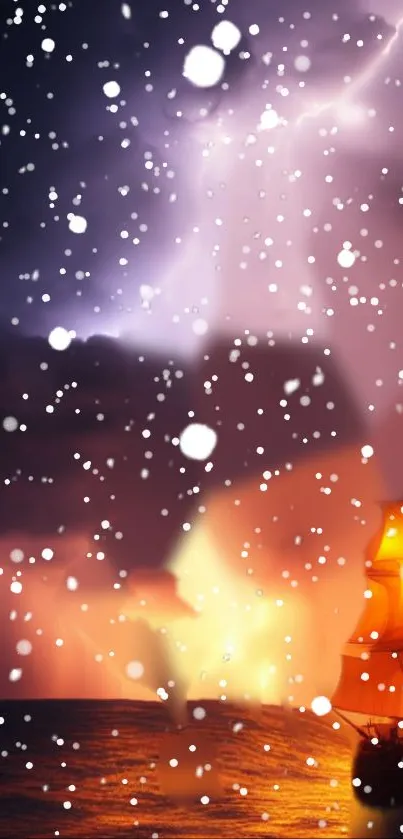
<box><xmin>352</xmin><ymin>738</ymin><xmax>403</xmax><ymax>809</ymax></box>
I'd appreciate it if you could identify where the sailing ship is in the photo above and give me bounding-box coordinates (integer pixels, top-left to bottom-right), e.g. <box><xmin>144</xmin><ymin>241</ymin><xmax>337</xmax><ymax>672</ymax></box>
<box><xmin>332</xmin><ymin>502</ymin><xmax>403</xmax><ymax>808</ymax></box>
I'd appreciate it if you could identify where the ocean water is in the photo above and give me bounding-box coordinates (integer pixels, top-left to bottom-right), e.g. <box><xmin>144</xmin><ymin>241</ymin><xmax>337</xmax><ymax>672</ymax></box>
<box><xmin>0</xmin><ymin>700</ymin><xmax>355</xmax><ymax>838</ymax></box>
<box><xmin>2</xmin><ymin>699</ymin><xmax>402</xmax><ymax>838</ymax></box>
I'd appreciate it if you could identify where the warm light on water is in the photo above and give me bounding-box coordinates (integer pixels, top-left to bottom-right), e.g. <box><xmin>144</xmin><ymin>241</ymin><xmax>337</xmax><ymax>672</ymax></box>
<box><xmin>0</xmin><ymin>700</ymin><xmax>354</xmax><ymax>838</ymax></box>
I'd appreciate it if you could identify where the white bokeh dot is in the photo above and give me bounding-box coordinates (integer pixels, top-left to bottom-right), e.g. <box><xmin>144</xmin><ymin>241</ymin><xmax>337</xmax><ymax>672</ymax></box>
<box><xmin>179</xmin><ymin>423</ymin><xmax>217</xmax><ymax>461</ymax></box>
<box><xmin>10</xmin><ymin>548</ymin><xmax>24</xmax><ymax>563</ymax></box>
<box><xmin>259</xmin><ymin>109</ymin><xmax>280</xmax><ymax>131</ymax></box>
<box><xmin>41</xmin><ymin>38</ymin><xmax>55</xmax><ymax>53</ymax></box>
<box><xmin>3</xmin><ymin>416</ymin><xmax>18</xmax><ymax>432</ymax></box>
<box><xmin>192</xmin><ymin>318</ymin><xmax>209</xmax><ymax>336</ymax></box>
<box><xmin>140</xmin><ymin>284</ymin><xmax>154</xmax><ymax>304</ymax></box>
<box><xmin>211</xmin><ymin>20</ymin><xmax>242</xmax><ymax>54</ymax></box>
<box><xmin>48</xmin><ymin>327</ymin><xmax>72</xmax><ymax>351</ymax></box>
<box><xmin>294</xmin><ymin>55</ymin><xmax>311</xmax><ymax>72</ymax></box>
<box><xmin>183</xmin><ymin>45</ymin><xmax>225</xmax><ymax>88</ymax></box>
<box><xmin>103</xmin><ymin>80</ymin><xmax>121</xmax><ymax>98</ymax></box>
<box><xmin>361</xmin><ymin>444</ymin><xmax>374</xmax><ymax>458</ymax></box>
<box><xmin>9</xmin><ymin>668</ymin><xmax>22</xmax><ymax>682</ymax></box>
<box><xmin>68</xmin><ymin>214</ymin><xmax>87</xmax><ymax>234</ymax></box>
<box><xmin>16</xmin><ymin>640</ymin><xmax>32</xmax><ymax>656</ymax></box>
<box><xmin>66</xmin><ymin>576</ymin><xmax>79</xmax><ymax>591</ymax></box>
<box><xmin>311</xmin><ymin>695</ymin><xmax>332</xmax><ymax>716</ymax></box>
<box><xmin>121</xmin><ymin>3</ymin><xmax>132</xmax><ymax>19</ymax></box>
<box><xmin>126</xmin><ymin>660</ymin><xmax>145</xmax><ymax>680</ymax></box>
<box><xmin>337</xmin><ymin>249</ymin><xmax>356</xmax><ymax>269</ymax></box>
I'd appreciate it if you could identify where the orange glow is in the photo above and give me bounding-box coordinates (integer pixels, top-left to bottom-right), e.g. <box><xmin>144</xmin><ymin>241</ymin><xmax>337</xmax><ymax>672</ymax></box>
<box><xmin>333</xmin><ymin>502</ymin><xmax>403</xmax><ymax>718</ymax></box>
<box><xmin>370</xmin><ymin>502</ymin><xmax>403</xmax><ymax>563</ymax></box>
<box><xmin>0</xmin><ymin>444</ymin><xmax>386</xmax><ymax>714</ymax></box>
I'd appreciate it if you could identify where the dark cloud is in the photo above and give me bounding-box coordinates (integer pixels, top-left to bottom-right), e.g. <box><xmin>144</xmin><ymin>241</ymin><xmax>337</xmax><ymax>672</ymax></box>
<box><xmin>0</xmin><ymin>333</ymin><xmax>365</xmax><ymax>573</ymax></box>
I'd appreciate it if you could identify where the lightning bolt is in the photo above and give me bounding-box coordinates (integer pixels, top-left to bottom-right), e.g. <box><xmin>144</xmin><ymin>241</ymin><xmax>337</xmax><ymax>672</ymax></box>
<box><xmin>296</xmin><ymin>14</ymin><xmax>403</xmax><ymax>127</ymax></box>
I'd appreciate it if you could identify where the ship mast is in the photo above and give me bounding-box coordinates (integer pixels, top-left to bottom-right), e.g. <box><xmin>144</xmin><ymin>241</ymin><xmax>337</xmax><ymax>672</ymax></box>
<box><xmin>332</xmin><ymin>503</ymin><xmax>403</xmax><ymax>722</ymax></box>
<box><xmin>333</xmin><ymin>708</ymin><xmax>371</xmax><ymax>740</ymax></box>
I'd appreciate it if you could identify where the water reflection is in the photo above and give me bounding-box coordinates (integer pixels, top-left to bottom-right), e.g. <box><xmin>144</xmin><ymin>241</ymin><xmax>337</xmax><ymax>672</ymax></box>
<box><xmin>0</xmin><ymin>699</ymin><xmax>353</xmax><ymax>838</ymax></box>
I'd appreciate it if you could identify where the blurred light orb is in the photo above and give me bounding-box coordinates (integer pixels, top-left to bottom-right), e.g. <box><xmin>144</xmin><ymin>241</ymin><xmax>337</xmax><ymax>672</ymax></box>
<box><xmin>337</xmin><ymin>249</ymin><xmax>356</xmax><ymax>269</ymax></box>
<box><xmin>66</xmin><ymin>576</ymin><xmax>79</xmax><ymax>591</ymax></box>
<box><xmin>41</xmin><ymin>38</ymin><xmax>55</xmax><ymax>53</ymax></box>
<box><xmin>179</xmin><ymin>423</ymin><xmax>217</xmax><ymax>461</ymax></box>
<box><xmin>361</xmin><ymin>444</ymin><xmax>374</xmax><ymax>458</ymax></box>
<box><xmin>3</xmin><ymin>416</ymin><xmax>18</xmax><ymax>432</ymax></box>
<box><xmin>211</xmin><ymin>20</ymin><xmax>242</xmax><ymax>54</ymax></box>
<box><xmin>103</xmin><ymin>80</ymin><xmax>121</xmax><ymax>98</ymax></box>
<box><xmin>259</xmin><ymin>108</ymin><xmax>280</xmax><ymax>131</ymax></box>
<box><xmin>126</xmin><ymin>660</ymin><xmax>145</xmax><ymax>680</ymax></box>
<box><xmin>9</xmin><ymin>668</ymin><xmax>22</xmax><ymax>682</ymax></box>
<box><xmin>10</xmin><ymin>548</ymin><xmax>24</xmax><ymax>563</ymax></box>
<box><xmin>140</xmin><ymin>284</ymin><xmax>155</xmax><ymax>303</ymax></box>
<box><xmin>294</xmin><ymin>54</ymin><xmax>311</xmax><ymax>72</ymax></box>
<box><xmin>48</xmin><ymin>327</ymin><xmax>72</xmax><ymax>351</ymax></box>
<box><xmin>68</xmin><ymin>214</ymin><xmax>87</xmax><ymax>234</ymax></box>
<box><xmin>16</xmin><ymin>640</ymin><xmax>32</xmax><ymax>656</ymax></box>
<box><xmin>183</xmin><ymin>45</ymin><xmax>225</xmax><ymax>88</ymax></box>
<box><xmin>121</xmin><ymin>3</ymin><xmax>131</xmax><ymax>19</ymax></box>
<box><xmin>192</xmin><ymin>318</ymin><xmax>209</xmax><ymax>336</ymax></box>
<box><xmin>311</xmin><ymin>695</ymin><xmax>332</xmax><ymax>716</ymax></box>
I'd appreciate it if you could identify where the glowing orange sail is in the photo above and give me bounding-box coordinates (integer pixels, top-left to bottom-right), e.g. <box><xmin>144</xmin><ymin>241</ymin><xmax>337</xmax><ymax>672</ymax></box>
<box><xmin>332</xmin><ymin>503</ymin><xmax>403</xmax><ymax>719</ymax></box>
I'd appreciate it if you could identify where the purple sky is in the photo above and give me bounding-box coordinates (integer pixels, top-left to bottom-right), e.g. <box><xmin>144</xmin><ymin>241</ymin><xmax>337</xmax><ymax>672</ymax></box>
<box><xmin>1</xmin><ymin>0</ymin><xmax>403</xmax><ymax>702</ymax></box>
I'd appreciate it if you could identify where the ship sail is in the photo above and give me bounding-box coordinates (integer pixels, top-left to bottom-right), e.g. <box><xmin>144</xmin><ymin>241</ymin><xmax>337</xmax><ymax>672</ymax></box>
<box><xmin>332</xmin><ymin>646</ymin><xmax>403</xmax><ymax>718</ymax></box>
<box><xmin>332</xmin><ymin>502</ymin><xmax>403</xmax><ymax>720</ymax></box>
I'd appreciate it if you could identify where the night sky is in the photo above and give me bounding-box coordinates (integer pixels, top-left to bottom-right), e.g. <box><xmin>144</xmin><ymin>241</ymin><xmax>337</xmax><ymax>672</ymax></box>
<box><xmin>1</xmin><ymin>0</ymin><xmax>402</xmax><ymax>359</ymax></box>
<box><xmin>1</xmin><ymin>0</ymin><xmax>403</xmax><ymax>706</ymax></box>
